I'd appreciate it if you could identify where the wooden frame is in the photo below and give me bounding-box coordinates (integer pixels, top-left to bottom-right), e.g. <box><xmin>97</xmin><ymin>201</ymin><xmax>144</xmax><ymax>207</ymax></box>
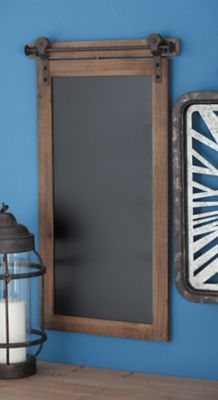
<box><xmin>173</xmin><ymin>92</ymin><xmax>218</xmax><ymax>303</ymax></box>
<box><xmin>31</xmin><ymin>37</ymin><xmax>179</xmax><ymax>341</ymax></box>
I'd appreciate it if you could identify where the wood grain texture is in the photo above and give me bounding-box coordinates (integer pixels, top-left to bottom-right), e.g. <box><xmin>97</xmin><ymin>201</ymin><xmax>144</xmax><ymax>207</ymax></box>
<box><xmin>0</xmin><ymin>362</ymin><xmax>217</xmax><ymax>400</ymax></box>
<box><xmin>38</xmin><ymin>61</ymin><xmax>54</xmax><ymax>324</ymax></box>
<box><xmin>152</xmin><ymin>58</ymin><xmax>169</xmax><ymax>341</ymax></box>
<box><xmin>38</xmin><ymin>42</ymin><xmax>169</xmax><ymax>341</ymax></box>
<box><xmin>45</xmin><ymin>314</ymin><xmax>153</xmax><ymax>340</ymax></box>
<box><xmin>49</xmin><ymin>58</ymin><xmax>153</xmax><ymax>77</ymax></box>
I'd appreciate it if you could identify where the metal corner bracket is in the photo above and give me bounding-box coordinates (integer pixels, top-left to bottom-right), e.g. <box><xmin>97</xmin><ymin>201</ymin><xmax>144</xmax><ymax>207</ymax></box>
<box><xmin>25</xmin><ymin>37</ymin><xmax>50</xmax><ymax>84</ymax></box>
<box><xmin>148</xmin><ymin>33</ymin><xmax>175</xmax><ymax>82</ymax></box>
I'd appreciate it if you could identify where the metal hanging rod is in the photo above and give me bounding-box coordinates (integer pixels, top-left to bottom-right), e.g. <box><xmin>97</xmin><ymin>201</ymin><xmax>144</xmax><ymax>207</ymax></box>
<box><xmin>24</xmin><ymin>34</ymin><xmax>179</xmax><ymax>83</ymax></box>
<box><xmin>25</xmin><ymin>44</ymin><xmax>151</xmax><ymax>55</ymax></box>
<box><xmin>24</xmin><ymin>34</ymin><xmax>178</xmax><ymax>58</ymax></box>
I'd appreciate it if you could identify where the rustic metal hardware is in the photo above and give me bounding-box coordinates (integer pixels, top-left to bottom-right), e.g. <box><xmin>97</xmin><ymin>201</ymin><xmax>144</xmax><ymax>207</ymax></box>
<box><xmin>25</xmin><ymin>37</ymin><xmax>50</xmax><ymax>84</ymax></box>
<box><xmin>0</xmin><ymin>356</ymin><xmax>37</xmax><ymax>379</ymax></box>
<box><xmin>23</xmin><ymin>34</ymin><xmax>179</xmax><ymax>342</ymax></box>
<box><xmin>0</xmin><ymin>204</ymin><xmax>8</xmax><ymax>214</ymax></box>
<box><xmin>0</xmin><ymin>203</ymin><xmax>34</xmax><ymax>253</ymax></box>
<box><xmin>148</xmin><ymin>33</ymin><xmax>175</xmax><ymax>82</ymax></box>
<box><xmin>35</xmin><ymin>37</ymin><xmax>50</xmax><ymax>84</ymax></box>
<box><xmin>0</xmin><ymin>205</ymin><xmax>47</xmax><ymax>379</ymax></box>
<box><xmin>24</xmin><ymin>34</ymin><xmax>179</xmax><ymax>84</ymax></box>
<box><xmin>173</xmin><ymin>92</ymin><xmax>218</xmax><ymax>303</ymax></box>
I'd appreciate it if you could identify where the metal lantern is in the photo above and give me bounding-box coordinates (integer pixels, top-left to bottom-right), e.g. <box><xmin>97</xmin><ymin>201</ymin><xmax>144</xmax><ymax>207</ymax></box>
<box><xmin>0</xmin><ymin>203</ymin><xmax>46</xmax><ymax>379</ymax></box>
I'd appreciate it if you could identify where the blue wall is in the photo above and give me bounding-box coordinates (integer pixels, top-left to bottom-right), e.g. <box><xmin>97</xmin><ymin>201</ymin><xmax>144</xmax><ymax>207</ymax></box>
<box><xmin>1</xmin><ymin>0</ymin><xmax>218</xmax><ymax>381</ymax></box>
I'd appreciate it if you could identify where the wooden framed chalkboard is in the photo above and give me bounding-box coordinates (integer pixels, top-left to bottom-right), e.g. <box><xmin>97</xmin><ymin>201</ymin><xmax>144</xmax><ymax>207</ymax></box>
<box><xmin>25</xmin><ymin>35</ymin><xmax>179</xmax><ymax>341</ymax></box>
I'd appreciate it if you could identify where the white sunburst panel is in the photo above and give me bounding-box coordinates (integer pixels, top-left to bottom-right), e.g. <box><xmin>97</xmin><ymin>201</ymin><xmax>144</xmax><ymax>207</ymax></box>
<box><xmin>186</xmin><ymin>104</ymin><xmax>218</xmax><ymax>291</ymax></box>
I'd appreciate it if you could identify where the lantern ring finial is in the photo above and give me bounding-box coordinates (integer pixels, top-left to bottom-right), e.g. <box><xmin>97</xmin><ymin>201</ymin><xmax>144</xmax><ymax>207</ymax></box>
<box><xmin>0</xmin><ymin>203</ymin><xmax>9</xmax><ymax>213</ymax></box>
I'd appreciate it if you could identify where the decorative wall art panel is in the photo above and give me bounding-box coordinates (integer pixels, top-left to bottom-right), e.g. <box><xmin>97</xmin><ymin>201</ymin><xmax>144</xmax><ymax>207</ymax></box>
<box><xmin>25</xmin><ymin>35</ymin><xmax>179</xmax><ymax>340</ymax></box>
<box><xmin>173</xmin><ymin>92</ymin><xmax>218</xmax><ymax>302</ymax></box>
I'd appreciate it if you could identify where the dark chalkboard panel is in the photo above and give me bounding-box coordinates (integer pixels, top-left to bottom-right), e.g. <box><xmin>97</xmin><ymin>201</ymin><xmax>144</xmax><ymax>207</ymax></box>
<box><xmin>52</xmin><ymin>75</ymin><xmax>152</xmax><ymax>324</ymax></box>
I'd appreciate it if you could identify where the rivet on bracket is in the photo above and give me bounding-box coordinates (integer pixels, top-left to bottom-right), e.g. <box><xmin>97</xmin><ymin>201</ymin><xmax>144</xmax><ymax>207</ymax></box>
<box><xmin>148</xmin><ymin>33</ymin><xmax>175</xmax><ymax>83</ymax></box>
<box><xmin>35</xmin><ymin>37</ymin><xmax>50</xmax><ymax>84</ymax></box>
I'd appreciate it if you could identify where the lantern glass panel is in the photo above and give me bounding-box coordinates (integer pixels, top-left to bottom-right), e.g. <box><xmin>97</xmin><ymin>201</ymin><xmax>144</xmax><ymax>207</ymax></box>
<box><xmin>0</xmin><ymin>252</ymin><xmax>35</xmax><ymax>364</ymax></box>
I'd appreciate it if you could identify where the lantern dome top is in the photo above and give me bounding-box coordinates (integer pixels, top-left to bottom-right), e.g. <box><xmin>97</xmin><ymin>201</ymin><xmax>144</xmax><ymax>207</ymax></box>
<box><xmin>0</xmin><ymin>203</ymin><xmax>34</xmax><ymax>253</ymax></box>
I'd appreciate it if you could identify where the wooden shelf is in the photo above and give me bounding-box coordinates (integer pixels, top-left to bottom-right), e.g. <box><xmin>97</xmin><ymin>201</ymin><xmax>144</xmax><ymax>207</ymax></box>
<box><xmin>0</xmin><ymin>362</ymin><xmax>217</xmax><ymax>399</ymax></box>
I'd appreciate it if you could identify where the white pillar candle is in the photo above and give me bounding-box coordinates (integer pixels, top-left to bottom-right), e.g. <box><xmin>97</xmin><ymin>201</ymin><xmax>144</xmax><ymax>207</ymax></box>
<box><xmin>0</xmin><ymin>299</ymin><xmax>26</xmax><ymax>363</ymax></box>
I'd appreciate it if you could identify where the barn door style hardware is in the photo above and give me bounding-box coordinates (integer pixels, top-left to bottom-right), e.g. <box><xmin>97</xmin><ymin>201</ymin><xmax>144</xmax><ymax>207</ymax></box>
<box><xmin>148</xmin><ymin>34</ymin><xmax>176</xmax><ymax>82</ymax></box>
<box><xmin>24</xmin><ymin>34</ymin><xmax>179</xmax><ymax>84</ymax></box>
<box><xmin>23</xmin><ymin>34</ymin><xmax>179</xmax><ymax>342</ymax></box>
<box><xmin>173</xmin><ymin>92</ymin><xmax>218</xmax><ymax>303</ymax></box>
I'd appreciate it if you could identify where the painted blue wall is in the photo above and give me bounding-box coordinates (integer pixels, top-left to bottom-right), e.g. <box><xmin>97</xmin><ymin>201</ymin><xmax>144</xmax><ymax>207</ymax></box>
<box><xmin>1</xmin><ymin>0</ymin><xmax>218</xmax><ymax>381</ymax></box>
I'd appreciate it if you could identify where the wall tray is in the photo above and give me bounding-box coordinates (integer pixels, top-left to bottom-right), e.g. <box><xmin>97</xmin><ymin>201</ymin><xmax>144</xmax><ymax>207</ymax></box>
<box><xmin>173</xmin><ymin>92</ymin><xmax>218</xmax><ymax>303</ymax></box>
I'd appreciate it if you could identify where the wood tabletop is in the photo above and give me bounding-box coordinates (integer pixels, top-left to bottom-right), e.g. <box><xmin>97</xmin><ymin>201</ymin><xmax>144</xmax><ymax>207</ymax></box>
<box><xmin>0</xmin><ymin>362</ymin><xmax>218</xmax><ymax>400</ymax></box>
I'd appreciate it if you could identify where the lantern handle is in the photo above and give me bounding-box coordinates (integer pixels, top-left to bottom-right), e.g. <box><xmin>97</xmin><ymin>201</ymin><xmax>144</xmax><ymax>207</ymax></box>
<box><xmin>0</xmin><ymin>203</ymin><xmax>9</xmax><ymax>213</ymax></box>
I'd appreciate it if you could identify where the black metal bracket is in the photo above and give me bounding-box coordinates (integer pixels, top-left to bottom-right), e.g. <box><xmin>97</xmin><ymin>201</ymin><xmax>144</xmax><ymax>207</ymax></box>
<box><xmin>25</xmin><ymin>37</ymin><xmax>50</xmax><ymax>84</ymax></box>
<box><xmin>148</xmin><ymin>34</ymin><xmax>175</xmax><ymax>82</ymax></box>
